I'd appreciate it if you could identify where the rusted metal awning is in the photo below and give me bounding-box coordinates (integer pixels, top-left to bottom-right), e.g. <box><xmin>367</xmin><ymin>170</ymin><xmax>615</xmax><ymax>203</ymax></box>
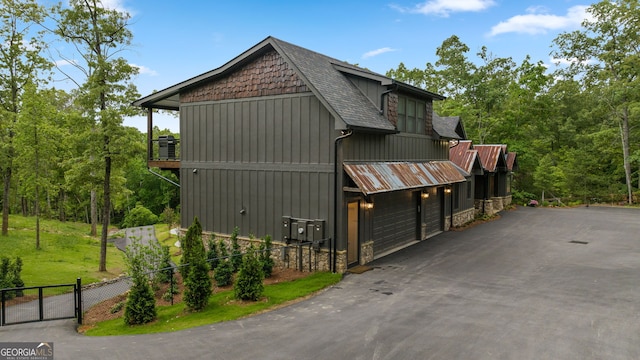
<box><xmin>343</xmin><ymin>161</ymin><xmax>468</xmax><ymax>195</ymax></box>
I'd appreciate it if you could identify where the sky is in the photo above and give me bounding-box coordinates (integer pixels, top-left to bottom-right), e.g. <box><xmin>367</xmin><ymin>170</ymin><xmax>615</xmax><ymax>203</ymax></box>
<box><xmin>50</xmin><ymin>0</ymin><xmax>594</xmax><ymax>132</ymax></box>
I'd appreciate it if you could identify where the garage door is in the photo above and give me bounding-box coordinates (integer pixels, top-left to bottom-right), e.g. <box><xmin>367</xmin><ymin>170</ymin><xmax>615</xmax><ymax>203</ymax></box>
<box><xmin>372</xmin><ymin>191</ymin><xmax>418</xmax><ymax>256</ymax></box>
<box><xmin>423</xmin><ymin>187</ymin><xmax>443</xmax><ymax>238</ymax></box>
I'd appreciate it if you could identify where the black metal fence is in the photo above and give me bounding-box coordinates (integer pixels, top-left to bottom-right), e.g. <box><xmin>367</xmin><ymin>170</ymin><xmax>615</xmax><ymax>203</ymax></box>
<box><xmin>0</xmin><ymin>279</ymin><xmax>82</xmax><ymax>326</ymax></box>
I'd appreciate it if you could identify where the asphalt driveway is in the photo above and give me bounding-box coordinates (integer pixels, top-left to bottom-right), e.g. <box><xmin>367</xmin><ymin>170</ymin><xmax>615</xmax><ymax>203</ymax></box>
<box><xmin>2</xmin><ymin>206</ymin><xmax>639</xmax><ymax>359</ymax></box>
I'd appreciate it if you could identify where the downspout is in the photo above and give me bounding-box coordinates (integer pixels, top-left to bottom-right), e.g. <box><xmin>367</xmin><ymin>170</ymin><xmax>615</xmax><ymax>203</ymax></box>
<box><xmin>379</xmin><ymin>88</ymin><xmax>394</xmax><ymax>115</ymax></box>
<box><xmin>332</xmin><ymin>129</ymin><xmax>353</xmax><ymax>273</ymax></box>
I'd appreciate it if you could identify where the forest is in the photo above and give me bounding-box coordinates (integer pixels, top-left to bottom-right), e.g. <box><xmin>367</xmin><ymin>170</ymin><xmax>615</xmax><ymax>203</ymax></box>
<box><xmin>0</xmin><ymin>0</ymin><xmax>638</xmax><ymax>270</ymax></box>
<box><xmin>387</xmin><ymin>0</ymin><xmax>640</xmax><ymax>207</ymax></box>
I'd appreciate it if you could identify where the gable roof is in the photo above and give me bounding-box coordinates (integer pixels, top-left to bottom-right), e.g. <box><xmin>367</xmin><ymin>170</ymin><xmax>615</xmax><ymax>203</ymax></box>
<box><xmin>432</xmin><ymin>114</ymin><xmax>463</xmax><ymax>139</ymax></box>
<box><xmin>505</xmin><ymin>152</ymin><xmax>518</xmax><ymax>172</ymax></box>
<box><xmin>449</xmin><ymin>140</ymin><xmax>483</xmax><ymax>175</ymax></box>
<box><xmin>474</xmin><ymin>144</ymin><xmax>508</xmax><ymax>173</ymax></box>
<box><xmin>133</xmin><ymin>36</ymin><xmax>445</xmax><ymax>133</ymax></box>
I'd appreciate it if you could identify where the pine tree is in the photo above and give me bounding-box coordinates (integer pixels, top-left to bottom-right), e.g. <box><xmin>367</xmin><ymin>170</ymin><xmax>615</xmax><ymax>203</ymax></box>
<box><xmin>183</xmin><ymin>243</ymin><xmax>212</xmax><ymax>311</ymax></box>
<box><xmin>124</xmin><ymin>275</ymin><xmax>156</xmax><ymax>325</ymax></box>
<box><xmin>214</xmin><ymin>239</ymin><xmax>233</xmax><ymax>287</ymax></box>
<box><xmin>180</xmin><ymin>217</ymin><xmax>203</xmax><ymax>278</ymax></box>
<box><xmin>234</xmin><ymin>245</ymin><xmax>264</xmax><ymax>301</ymax></box>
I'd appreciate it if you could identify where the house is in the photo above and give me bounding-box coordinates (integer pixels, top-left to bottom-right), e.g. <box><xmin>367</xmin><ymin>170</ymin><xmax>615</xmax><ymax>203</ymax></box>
<box><xmin>133</xmin><ymin>36</ymin><xmax>467</xmax><ymax>273</ymax></box>
<box><xmin>450</xmin><ymin>140</ymin><xmax>518</xmax><ymax>216</ymax></box>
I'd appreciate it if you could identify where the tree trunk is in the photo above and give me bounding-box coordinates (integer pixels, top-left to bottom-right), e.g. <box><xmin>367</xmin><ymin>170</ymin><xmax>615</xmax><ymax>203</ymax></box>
<box><xmin>99</xmin><ymin>151</ymin><xmax>111</xmax><ymax>272</ymax></box>
<box><xmin>621</xmin><ymin>107</ymin><xmax>633</xmax><ymax>204</ymax></box>
<box><xmin>1</xmin><ymin>169</ymin><xmax>10</xmax><ymax>236</ymax></box>
<box><xmin>90</xmin><ymin>189</ymin><xmax>97</xmax><ymax>236</ymax></box>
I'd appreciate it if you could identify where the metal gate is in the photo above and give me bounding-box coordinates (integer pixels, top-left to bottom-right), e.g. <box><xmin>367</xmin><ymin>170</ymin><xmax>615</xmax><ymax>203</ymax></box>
<box><xmin>0</xmin><ymin>279</ymin><xmax>82</xmax><ymax>326</ymax></box>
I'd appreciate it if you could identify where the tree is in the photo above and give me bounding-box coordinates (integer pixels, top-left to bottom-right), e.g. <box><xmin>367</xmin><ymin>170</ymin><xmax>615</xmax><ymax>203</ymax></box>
<box><xmin>55</xmin><ymin>0</ymin><xmax>141</xmax><ymax>271</ymax></box>
<box><xmin>229</xmin><ymin>226</ymin><xmax>242</xmax><ymax>272</ymax></box>
<box><xmin>259</xmin><ymin>235</ymin><xmax>274</xmax><ymax>278</ymax></box>
<box><xmin>14</xmin><ymin>85</ymin><xmax>65</xmax><ymax>248</ymax></box>
<box><xmin>181</xmin><ymin>218</ymin><xmax>211</xmax><ymax>311</ymax></box>
<box><xmin>214</xmin><ymin>239</ymin><xmax>233</xmax><ymax>287</ymax></box>
<box><xmin>0</xmin><ymin>0</ymin><xmax>50</xmax><ymax>236</ymax></box>
<box><xmin>122</xmin><ymin>238</ymin><xmax>157</xmax><ymax>325</ymax></box>
<box><xmin>180</xmin><ymin>217</ymin><xmax>202</xmax><ymax>278</ymax></box>
<box><xmin>183</xmin><ymin>243</ymin><xmax>212</xmax><ymax>311</ymax></box>
<box><xmin>234</xmin><ymin>245</ymin><xmax>264</xmax><ymax>301</ymax></box>
<box><xmin>552</xmin><ymin>0</ymin><xmax>640</xmax><ymax>204</ymax></box>
<box><xmin>206</xmin><ymin>238</ymin><xmax>220</xmax><ymax>271</ymax></box>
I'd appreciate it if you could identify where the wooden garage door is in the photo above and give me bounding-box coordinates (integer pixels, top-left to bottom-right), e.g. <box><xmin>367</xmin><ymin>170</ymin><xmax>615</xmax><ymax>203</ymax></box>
<box><xmin>423</xmin><ymin>187</ymin><xmax>443</xmax><ymax>238</ymax></box>
<box><xmin>372</xmin><ymin>191</ymin><xmax>418</xmax><ymax>256</ymax></box>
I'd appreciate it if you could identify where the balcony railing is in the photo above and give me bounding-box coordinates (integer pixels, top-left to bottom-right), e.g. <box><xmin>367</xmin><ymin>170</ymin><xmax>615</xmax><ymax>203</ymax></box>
<box><xmin>148</xmin><ymin>135</ymin><xmax>180</xmax><ymax>170</ymax></box>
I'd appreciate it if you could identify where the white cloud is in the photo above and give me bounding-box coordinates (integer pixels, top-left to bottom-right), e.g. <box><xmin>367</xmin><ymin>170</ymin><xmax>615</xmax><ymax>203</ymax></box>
<box><xmin>489</xmin><ymin>5</ymin><xmax>589</xmax><ymax>36</ymax></box>
<box><xmin>54</xmin><ymin>58</ymin><xmax>78</xmax><ymax>67</ymax></box>
<box><xmin>392</xmin><ymin>0</ymin><xmax>496</xmax><ymax>17</ymax></box>
<box><xmin>362</xmin><ymin>47</ymin><xmax>397</xmax><ymax>59</ymax></box>
<box><xmin>131</xmin><ymin>63</ymin><xmax>157</xmax><ymax>76</ymax></box>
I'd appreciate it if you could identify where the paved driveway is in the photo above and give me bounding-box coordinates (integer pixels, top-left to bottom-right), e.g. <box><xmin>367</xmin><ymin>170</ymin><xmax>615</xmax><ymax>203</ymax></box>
<box><xmin>2</xmin><ymin>206</ymin><xmax>639</xmax><ymax>359</ymax></box>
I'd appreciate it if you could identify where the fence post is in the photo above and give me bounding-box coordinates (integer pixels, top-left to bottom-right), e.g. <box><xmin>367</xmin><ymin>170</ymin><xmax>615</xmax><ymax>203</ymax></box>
<box><xmin>38</xmin><ymin>288</ymin><xmax>44</xmax><ymax>321</ymax></box>
<box><xmin>76</xmin><ymin>278</ymin><xmax>82</xmax><ymax>325</ymax></box>
<box><xmin>1</xmin><ymin>290</ymin><xmax>5</xmax><ymax>326</ymax></box>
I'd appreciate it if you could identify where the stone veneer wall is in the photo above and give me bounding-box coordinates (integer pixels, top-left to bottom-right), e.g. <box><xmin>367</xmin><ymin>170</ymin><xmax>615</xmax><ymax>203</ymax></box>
<box><xmin>360</xmin><ymin>241</ymin><xmax>374</xmax><ymax>265</ymax></box>
<box><xmin>196</xmin><ymin>231</ymin><xmax>347</xmax><ymax>273</ymax></box>
<box><xmin>452</xmin><ymin>208</ymin><xmax>475</xmax><ymax>228</ymax></box>
<box><xmin>474</xmin><ymin>195</ymin><xmax>512</xmax><ymax>216</ymax></box>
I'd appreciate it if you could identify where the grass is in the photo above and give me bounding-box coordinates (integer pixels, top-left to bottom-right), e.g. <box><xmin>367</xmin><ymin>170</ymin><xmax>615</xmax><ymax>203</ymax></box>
<box><xmin>0</xmin><ymin>214</ymin><xmax>126</xmax><ymax>286</ymax></box>
<box><xmin>84</xmin><ymin>271</ymin><xmax>342</xmax><ymax>336</ymax></box>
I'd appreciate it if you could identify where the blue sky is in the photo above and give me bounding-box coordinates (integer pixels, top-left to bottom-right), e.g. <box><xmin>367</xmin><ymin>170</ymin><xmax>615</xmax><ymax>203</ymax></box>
<box><xmin>53</xmin><ymin>0</ymin><xmax>594</xmax><ymax>131</ymax></box>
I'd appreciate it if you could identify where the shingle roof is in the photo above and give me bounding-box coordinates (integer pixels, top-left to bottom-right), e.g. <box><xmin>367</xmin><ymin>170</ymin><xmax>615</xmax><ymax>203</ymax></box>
<box><xmin>133</xmin><ymin>36</ymin><xmax>445</xmax><ymax>133</ymax></box>
<box><xmin>270</xmin><ymin>38</ymin><xmax>396</xmax><ymax>133</ymax></box>
<box><xmin>432</xmin><ymin>114</ymin><xmax>462</xmax><ymax>139</ymax></box>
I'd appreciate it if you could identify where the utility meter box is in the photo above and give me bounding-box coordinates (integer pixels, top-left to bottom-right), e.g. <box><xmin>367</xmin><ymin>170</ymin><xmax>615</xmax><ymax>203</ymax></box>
<box><xmin>281</xmin><ymin>216</ymin><xmax>292</xmax><ymax>243</ymax></box>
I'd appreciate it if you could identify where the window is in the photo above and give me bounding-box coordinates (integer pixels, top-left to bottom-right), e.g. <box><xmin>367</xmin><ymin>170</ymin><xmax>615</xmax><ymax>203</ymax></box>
<box><xmin>397</xmin><ymin>95</ymin><xmax>426</xmax><ymax>135</ymax></box>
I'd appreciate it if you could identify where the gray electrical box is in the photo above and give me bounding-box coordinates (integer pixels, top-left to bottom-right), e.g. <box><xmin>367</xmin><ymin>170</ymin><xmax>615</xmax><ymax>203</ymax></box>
<box><xmin>313</xmin><ymin>219</ymin><xmax>325</xmax><ymax>241</ymax></box>
<box><xmin>281</xmin><ymin>216</ymin><xmax>292</xmax><ymax>243</ymax></box>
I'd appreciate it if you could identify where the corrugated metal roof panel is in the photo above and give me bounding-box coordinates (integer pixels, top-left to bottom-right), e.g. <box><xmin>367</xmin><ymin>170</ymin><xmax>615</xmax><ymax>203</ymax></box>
<box><xmin>344</xmin><ymin>161</ymin><xmax>467</xmax><ymax>195</ymax></box>
<box><xmin>474</xmin><ymin>144</ymin><xmax>506</xmax><ymax>173</ymax></box>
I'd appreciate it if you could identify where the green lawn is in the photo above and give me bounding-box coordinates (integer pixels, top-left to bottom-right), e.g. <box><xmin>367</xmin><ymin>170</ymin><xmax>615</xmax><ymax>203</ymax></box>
<box><xmin>0</xmin><ymin>215</ymin><xmax>125</xmax><ymax>286</ymax></box>
<box><xmin>84</xmin><ymin>271</ymin><xmax>342</xmax><ymax>336</ymax></box>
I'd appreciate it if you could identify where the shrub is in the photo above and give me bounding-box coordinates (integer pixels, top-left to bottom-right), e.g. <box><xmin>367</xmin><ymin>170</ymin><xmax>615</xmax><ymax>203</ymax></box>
<box><xmin>206</xmin><ymin>238</ymin><xmax>220</xmax><ymax>271</ymax></box>
<box><xmin>160</xmin><ymin>206</ymin><xmax>179</xmax><ymax>227</ymax></box>
<box><xmin>259</xmin><ymin>235</ymin><xmax>275</xmax><ymax>278</ymax></box>
<box><xmin>234</xmin><ymin>245</ymin><xmax>264</xmax><ymax>301</ymax></box>
<box><xmin>155</xmin><ymin>245</ymin><xmax>174</xmax><ymax>284</ymax></box>
<box><xmin>122</xmin><ymin>238</ymin><xmax>157</xmax><ymax>325</ymax></box>
<box><xmin>214</xmin><ymin>240</ymin><xmax>234</xmax><ymax>287</ymax></box>
<box><xmin>184</xmin><ymin>252</ymin><xmax>212</xmax><ymax>311</ymax></box>
<box><xmin>122</xmin><ymin>205</ymin><xmax>159</xmax><ymax>228</ymax></box>
<box><xmin>0</xmin><ymin>257</ymin><xmax>24</xmax><ymax>299</ymax></box>
<box><xmin>180</xmin><ymin>217</ymin><xmax>203</xmax><ymax>278</ymax></box>
<box><xmin>230</xmin><ymin>227</ymin><xmax>243</xmax><ymax>272</ymax></box>
<box><xmin>124</xmin><ymin>277</ymin><xmax>157</xmax><ymax>325</ymax></box>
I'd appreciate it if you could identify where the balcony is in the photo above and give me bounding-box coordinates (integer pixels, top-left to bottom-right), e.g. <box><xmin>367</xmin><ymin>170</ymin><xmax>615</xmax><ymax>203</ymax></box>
<box><xmin>148</xmin><ymin>135</ymin><xmax>180</xmax><ymax>171</ymax></box>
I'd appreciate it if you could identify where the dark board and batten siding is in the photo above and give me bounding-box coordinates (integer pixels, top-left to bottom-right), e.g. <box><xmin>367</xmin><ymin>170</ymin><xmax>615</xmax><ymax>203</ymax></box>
<box><xmin>343</xmin><ymin>133</ymin><xmax>450</xmax><ymax>162</ymax></box>
<box><xmin>180</xmin><ymin>93</ymin><xmax>337</xmax><ymax>238</ymax></box>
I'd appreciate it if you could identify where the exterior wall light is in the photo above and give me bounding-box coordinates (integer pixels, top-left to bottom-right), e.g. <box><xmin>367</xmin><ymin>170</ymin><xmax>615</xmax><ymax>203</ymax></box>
<box><xmin>421</xmin><ymin>192</ymin><xmax>429</xmax><ymax>199</ymax></box>
<box><xmin>444</xmin><ymin>187</ymin><xmax>452</xmax><ymax>194</ymax></box>
<box><xmin>364</xmin><ymin>202</ymin><xmax>374</xmax><ymax>210</ymax></box>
